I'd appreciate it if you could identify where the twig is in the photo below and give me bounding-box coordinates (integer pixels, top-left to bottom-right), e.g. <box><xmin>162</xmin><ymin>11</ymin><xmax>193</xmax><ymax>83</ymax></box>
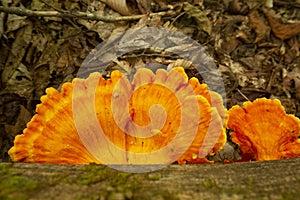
<box><xmin>0</xmin><ymin>6</ymin><xmax>177</xmax><ymax>22</ymax></box>
<box><xmin>170</xmin><ymin>12</ymin><xmax>185</xmax><ymax>26</ymax></box>
<box><xmin>236</xmin><ymin>88</ymin><xmax>250</xmax><ymax>101</ymax></box>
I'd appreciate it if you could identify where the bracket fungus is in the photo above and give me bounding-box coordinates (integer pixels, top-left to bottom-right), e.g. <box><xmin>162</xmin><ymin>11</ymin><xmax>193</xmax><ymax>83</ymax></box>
<box><xmin>227</xmin><ymin>98</ymin><xmax>300</xmax><ymax>161</ymax></box>
<box><xmin>8</xmin><ymin>67</ymin><xmax>227</xmax><ymax>165</ymax></box>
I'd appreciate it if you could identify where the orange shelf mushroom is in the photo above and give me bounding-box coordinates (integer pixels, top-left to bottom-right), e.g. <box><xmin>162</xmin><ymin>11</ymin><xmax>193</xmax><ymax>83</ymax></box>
<box><xmin>227</xmin><ymin>98</ymin><xmax>300</xmax><ymax>161</ymax></box>
<box><xmin>8</xmin><ymin>67</ymin><xmax>226</xmax><ymax>165</ymax></box>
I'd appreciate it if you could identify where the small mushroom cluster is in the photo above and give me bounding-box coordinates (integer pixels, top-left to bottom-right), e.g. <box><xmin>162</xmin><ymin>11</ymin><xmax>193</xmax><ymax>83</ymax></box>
<box><xmin>8</xmin><ymin>68</ymin><xmax>300</xmax><ymax>164</ymax></box>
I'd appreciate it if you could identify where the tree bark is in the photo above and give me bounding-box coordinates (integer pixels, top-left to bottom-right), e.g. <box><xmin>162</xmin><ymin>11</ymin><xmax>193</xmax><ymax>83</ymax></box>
<box><xmin>1</xmin><ymin>158</ymin><xmax>300</xmax><ymax>199</ymax></box>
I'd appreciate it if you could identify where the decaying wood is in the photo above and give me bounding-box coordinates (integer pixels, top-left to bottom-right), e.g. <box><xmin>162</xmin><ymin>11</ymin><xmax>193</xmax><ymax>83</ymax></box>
<box><xmin>0</xmin><ymin>158</ymin><xmax>299</xmax><ymax>199</ymax></box>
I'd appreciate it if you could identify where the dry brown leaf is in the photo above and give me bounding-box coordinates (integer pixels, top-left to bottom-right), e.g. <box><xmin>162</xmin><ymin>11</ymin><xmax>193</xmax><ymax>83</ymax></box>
<box><xmin>221</xmin><ymin>36</ymin><xmax>240</xmax><ymax>54</ymax></box>
<box><xmin>283</xmin><ymin>67</ymin><xmax>300</xmax><ymax>101</ymax></box>
<box><xmin>5</xmin><ymin>6</ymin><xmax>28</xmax><ymax>33</ymax></box>
<box><xmin>183</xmin><ymin>2</ymin><xmax>212</xmax><ymax>35</ymax></box>
<box><xmin>249</xmin><ymin>11</ymin><xmax>270</xmax><ymax>43</ymax></box>
<box><xmin>78</xmin><ymin>1</ymin><xmax>128</xmax><ymax>40</ymax></box>
<box><xmin>100</xmin><ymin>0</ymin><xmax>137</xmax><ymax>15</ymax></box>
<box><xmin>1</xmin><ymin>23</ymin><xmax>32</xmax><ymax>85</ymax></box>
<box><xmin>227</xmin><ymin>0</ymin><xmax>249</xmax><ymax>15</ymax></box>
<box><xmin>265</xmin><ymin>11</ymin><xmax>300</xmax><ymax>40</ymax></box>
<box><xmin>4</xmin><ymin>63</ymin><xmax>33</xmax><ymax>98</ymax></box>
<box><xmin>285</xmin><ymin>37</ymin><xmax>299</xmax><ymax>63</ymax></box>
<box><xmin>136</xmin><ymin>0</ymin><xmax>151</xmax><ymax>14</ymax></box>
<box><xmin>4</xmin><ymin>105</ymin><xmax>32</xmax><ymax>143</ymax></box>
<box><xmin>0</xmin><ymin>93</ymin><xmax>25</xmax><ymax>125</ymax></box>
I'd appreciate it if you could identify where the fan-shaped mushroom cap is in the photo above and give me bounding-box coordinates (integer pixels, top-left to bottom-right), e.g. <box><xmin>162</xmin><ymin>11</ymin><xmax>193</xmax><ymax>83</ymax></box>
<box><xmin>8</xmin><ymin>67</ymin><xmax>226</xmax><ymax>164</ymax></box>
<box><xmin>227</xmin><ymin>98</ymin><xmax>300</xmax><ymax>161</ymax></box>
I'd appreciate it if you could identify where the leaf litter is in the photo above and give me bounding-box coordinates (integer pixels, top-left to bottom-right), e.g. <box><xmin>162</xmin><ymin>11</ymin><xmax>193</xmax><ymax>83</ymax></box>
<box><xmin>0</xmin><ymin>0</ymin><xmax>299</xmax><ymax>162</ymax></box>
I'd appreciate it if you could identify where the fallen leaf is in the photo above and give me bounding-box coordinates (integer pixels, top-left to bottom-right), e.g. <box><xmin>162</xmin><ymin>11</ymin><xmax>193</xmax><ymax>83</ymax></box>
<box><xmin>101</xmin><ymin>0</ymin><xmax>137</xmax><ymax>15</ymax></box>
<box><xmin>2</xmin><ymin>63</ymin><xmax>34</xmax><ymax>100</ymax></box>
<box><xmin>249</xmin><ymin>10</ymin><xmax>270</xmax><ymax>43</ymax></box>
<box><xmin>183</xmin><ymin>2</ymin><xmax>212</xmax><ymax>35</ymax></box>
<box><xmin>249</xmin><ymin>11</ymin><xmax>271</xmax><ymax>43</ymax></box>
<box><xmin>282</xmin><ymin>67</ymin><xmax>300</xmax><ymax>101</ymax></box>
<box><xmin>5</xmin><ymin>5</ymin><xmax>28</xmax><ymax>33</ymax></box>
<box><xmin>264</xmin><ymin>11</ymin><xmax>300</xmax><ymax>40</ymax></box>
<box><xmin>4</xmin><ymin>105</ymin><xmax>32</xmax><ymax>142</ymax></box>
<box><xmin>1</xmin><ymin>23</ymin><xmax>32</xmax><ymax>85</ymax></box>
<box><xmin>0</xmin><ymin>93</ymin><xmax>26</xmax><ymax>125</ymax></box>
<box><xmin>284</xmin><ymin>37</ymin><xmax>299</xmax><ymax>63</ymax></box>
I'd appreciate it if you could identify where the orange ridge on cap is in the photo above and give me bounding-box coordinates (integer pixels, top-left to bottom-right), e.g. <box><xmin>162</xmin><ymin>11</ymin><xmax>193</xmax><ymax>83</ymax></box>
<box><xmin>8</xmin><ymin>81</ymin><xmax>100</xmax><ymax>164</ymax></box>
<box><xmin>227</xmin><ymin>98</ymin><xmax>300</xmax><ymax>161</ymax></box>
<box><xmin>8</xmin><ymin>67</ymin><xmax>227</xmax><ymax>164</ymax></box>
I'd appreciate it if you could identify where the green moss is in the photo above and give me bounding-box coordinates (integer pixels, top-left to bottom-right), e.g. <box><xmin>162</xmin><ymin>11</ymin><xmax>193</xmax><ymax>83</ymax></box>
<box><xmin>201</xmin><ymin>178</ymin><xmax>218</xmax><ymax>188</ymax></box>
<box><xmin>146</xmin><ymin>172</ymin><xmax>161</xmax><ymax>181</ymax></box>
<box><xmin>0</xmin><ymin>164</ymin><xmax>8</xmax><ymax>170</ymax></box>
<box><xmin>283</xmin><ymin>14</ymin><xmax>289</xmax><ymax>18</ymax></box>
<box><xmin>2</xmin><ymin>163</ymin><xmax>298</xmax><ymax>199</ymax></box>
<box><xmin>199</xmin><ymin>178</ymin><xmax>258</xmax><ymax>198</ymax></box>
<box><xmin>75</xmin><ymin>165</ymin><xmax>132</xmax><ymax>186</ymax></box>
<box><xmin>224</xmin><ymin>187</ymin><xmax>250</xmax><ymax>196</ymax></box>
<box><xmin>225</xmin><ymin>35</ymin><xmax>231</xmax><ymax>42</ymax></box>
<box><xmin>0</xmin><ymin>164</ymin><xmax>8</xmax><ymax>174</ymax></box>
<box><xmin>0</xmin><ymin>193</ymin><xmax>29</xmax><ymax>200</ymax></box>
<box><xmin>76</xmin><ymin>170</ymin><xmax>106</xmax><ymax>185</ymax></box>
<box><xmin>244</xmin><ymin>177</ymin><xmax>253</xmax><ymax>186</ymax></box>
<box><xmin>0</xmin><ymin>175</ymin><xmax>37</xmax><ymax>199</ymax></box>
<box><xmin>64</xmin><ymin>165</ymin><xmax>145</xmax><ymax>199</ymax></box>
<box><xmin>279</xmin><ymin>193</ymin><xmax>300</xmax><ymax>200</ymax></box>
<box><xmin>0</xmin><ymin>164</ymin><xmax>141</xmax><ymax>200</ymax></box>
<box><xmin>47</xmin><ymin>172</ymin><xmax>72</xmax><ymax>186</ymax></box>
<box><xmin>0</xmin><ymin>164</ymin><xmax>13</xmax><ymax>175</ymax></box>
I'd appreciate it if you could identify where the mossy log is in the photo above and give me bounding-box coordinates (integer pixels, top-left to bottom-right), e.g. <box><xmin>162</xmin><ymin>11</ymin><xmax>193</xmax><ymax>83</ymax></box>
<box><xmin>0</xmin><ymin>158</ymin><xmax>300</xmax><ymax>200</ymax></box>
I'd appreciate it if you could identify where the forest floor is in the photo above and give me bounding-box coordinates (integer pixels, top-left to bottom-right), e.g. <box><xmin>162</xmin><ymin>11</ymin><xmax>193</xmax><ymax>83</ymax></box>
<box><xmin>1</xmin><ymin>0</ymin><xmax>300</xmax><ymax>161</ymax></box>
<box><xmin>0</xmin><ymin>0</ymin><xmax>300</xmax><ymax>198</ymax></box>
<box><xmin>0</xmin><ymin>0</ymin><xmax>300</xmax><ymax>199</ymax></box>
